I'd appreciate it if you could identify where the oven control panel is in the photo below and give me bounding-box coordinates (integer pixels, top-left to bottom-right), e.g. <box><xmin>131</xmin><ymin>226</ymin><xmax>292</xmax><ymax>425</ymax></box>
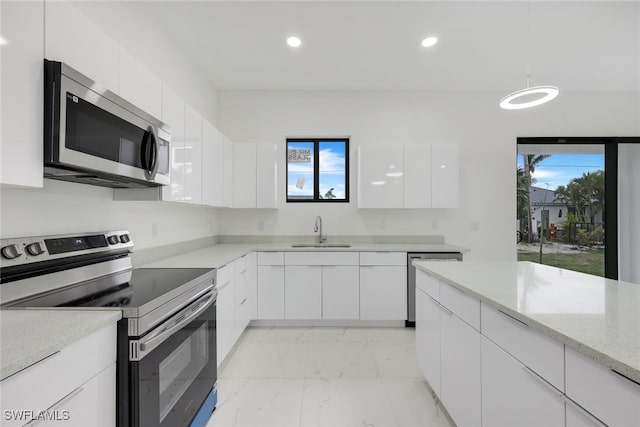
<box><xmin>0</xmin><ymin>230</ymin><xmax>133</xmax><ymax>267</ymax></box>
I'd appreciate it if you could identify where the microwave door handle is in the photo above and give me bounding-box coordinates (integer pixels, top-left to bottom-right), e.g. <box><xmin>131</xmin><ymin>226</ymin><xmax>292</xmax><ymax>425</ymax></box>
<box><xmin>147</xmin><ymin>125</ymin><xmax>160</xmax><ymax>180</ymax></box>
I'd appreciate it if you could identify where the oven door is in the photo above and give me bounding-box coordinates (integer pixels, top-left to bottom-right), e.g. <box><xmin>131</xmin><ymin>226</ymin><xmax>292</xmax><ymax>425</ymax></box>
<box><xmin>129</xmin><ymin>290</ymin><xmax>217</xmax><ymax>427</ymax></box>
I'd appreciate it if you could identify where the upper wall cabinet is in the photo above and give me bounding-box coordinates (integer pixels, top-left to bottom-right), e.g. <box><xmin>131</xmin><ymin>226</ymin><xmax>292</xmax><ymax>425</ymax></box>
<box><xmin>118</xmin><ymin>49</ymin><xmax>162</xmax><ymax>120</ymax></box>
<box><xmin>232</xmin><ymin>143</ymin><xmax>278</xmax><ymax>209</ymax></box>
<box><xmin>183</xmin><ymin>105</ymin><xmax>203</xmax><ymax>205</ymax></box>
<box><xmin>357</xmin><ymin>144</ymin><xmax>404</xmax><ymax>208</ymax></box>
<box><xmin>161</xmin><ymin>85</ymin><xmax>186</xmax><ymax>203</ymax></box>
<box><xmin>202</xmin><ymin>120</ymin><xmax>225</xmax><ymax>207</ymax></box>
<box><xmin>223</xmin><ymin>137</ymin><xmax>234</xmax><ymax>208</ymax></box>
<box><xmin>44</xmin><ymin>1</ymin><xmax>119</xmax><ymax>92</ymax></box>
<box><xmin>1</xmin><ymin>0</ymin><xmax>44</xmax><ymax>188</ymax></box>
<box><xmin>431</xmin><ymin>144</ymin><xmax>460</xmax><ymax>208</ymax></box>
<box><xmin>357</xmin><ymin>143</ymin><xmax>459</xmax><ymax>209</ymax></box>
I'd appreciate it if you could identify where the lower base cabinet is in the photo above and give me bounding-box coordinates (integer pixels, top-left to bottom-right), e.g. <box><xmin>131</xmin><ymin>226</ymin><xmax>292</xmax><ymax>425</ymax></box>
<box><xmin>415</xmin><ymin>287</ymin><xmax>441</xmax><ymax>395</ymax></box>
<box><xmin>285</xmin><ymin>266</ymin><xmax>322</xmax><ymax>319</ymax></box>
<box><xmin>481</xmin><ymin>336</ymin><xmax>565</xmax><ymax>427</ymax></box>
<box><xmin>257</xmin><ymin>265</ymin><xmax>285</xmax><ymax>319</ymax></box>
<box><xmin>322</xmin><ymin>266</ymin><xmax>359</xmax><ymax>319</ymax></box>
<box><xmin>440</xmin><ymin>311</ymin><xmax>481</xmax><ymax>427</ymax></box>
<box><xmin>360</xmin><ymin>266</ymin><xmax>407</xmax><ymax>320</ymax></box>
<box><xmin>216</xmin><ymin>279</ymin><xmax>234</xmax><ymax>367</ymax></box>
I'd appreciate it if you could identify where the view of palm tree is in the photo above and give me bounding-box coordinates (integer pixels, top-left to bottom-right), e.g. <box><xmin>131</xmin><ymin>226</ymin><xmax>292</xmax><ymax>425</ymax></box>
<box><xmin>516</xmin><ymin>152</ymin><xmax>605</xmax><ymax>277</ymax></box>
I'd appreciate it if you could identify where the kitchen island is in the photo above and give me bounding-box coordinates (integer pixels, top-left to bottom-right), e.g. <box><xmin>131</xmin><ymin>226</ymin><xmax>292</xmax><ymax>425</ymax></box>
<box><xmin>413</xmin><ymin>260</ymin><xmax>640</xmax><ymax>427</ymax></box>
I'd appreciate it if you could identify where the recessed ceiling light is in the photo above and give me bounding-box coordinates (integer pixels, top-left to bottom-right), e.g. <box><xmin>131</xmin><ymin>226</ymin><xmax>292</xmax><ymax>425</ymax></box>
<box><xmin>0</xmin><ymin>35</ymin><xmax>8</xmax><ymax>46</ymax></box>
<box><xmin>421</xmin><ymin>37</ymin><xmax>438</xmax><ymax>47</ymax></box>
<box><xmin>371</xmin><ymin>181</ymin><xmax>386</xmax><ymax>186</ymax></box>
<box><xmin>287</xmin><ymin>36</ymin><xmax>302</xmax><ymax>48</ymax></box>
<box><xmin>385</xmin><ymin>172</ymin><xmax>403</xmax><ymax>178</ymax></box>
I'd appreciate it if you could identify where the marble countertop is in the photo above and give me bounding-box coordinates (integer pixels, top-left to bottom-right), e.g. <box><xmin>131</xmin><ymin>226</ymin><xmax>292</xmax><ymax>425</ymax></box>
<box><xmin>140</xmin><ymin>242</ymin><xmax>467</xmax><ymax>269</ymax></box>
<box><xmin>413</xmin><ymin>260</ymin><xmax>640</xmax><ymax>383</ymax></box>
<box><xmin>0</xmin><ymin>309</ymin><xmax>121</xmax><ymax>381</ymax></box>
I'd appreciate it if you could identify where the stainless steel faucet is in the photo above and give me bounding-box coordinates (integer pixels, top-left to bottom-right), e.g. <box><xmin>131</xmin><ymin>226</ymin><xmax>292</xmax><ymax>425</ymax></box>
<box><xmin>314</xmin><ymin>216</ymin><xmax>326</xmax><ymax>243</ymax></box>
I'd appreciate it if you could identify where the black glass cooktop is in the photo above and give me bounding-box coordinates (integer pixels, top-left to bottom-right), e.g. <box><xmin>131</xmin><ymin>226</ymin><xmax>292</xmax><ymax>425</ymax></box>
<box><xmin>11</xmin><ymin>268</ymin><xmax>214</xmax><ymax>310</ymax></box>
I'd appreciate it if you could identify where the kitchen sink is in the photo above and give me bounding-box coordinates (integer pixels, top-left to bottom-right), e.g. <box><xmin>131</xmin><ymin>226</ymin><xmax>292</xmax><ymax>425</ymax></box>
<box><xmin>290</xmin><ymin>243</ymin><xmax>352</xmax><ymax>248</ymax></box>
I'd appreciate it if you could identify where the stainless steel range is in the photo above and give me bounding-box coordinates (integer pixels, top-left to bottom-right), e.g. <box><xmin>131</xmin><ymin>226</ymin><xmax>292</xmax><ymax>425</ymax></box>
<box><xmin>0</xmin><ymin>231</ymin><xmax>217</xmax><ymax>427</ymax></box>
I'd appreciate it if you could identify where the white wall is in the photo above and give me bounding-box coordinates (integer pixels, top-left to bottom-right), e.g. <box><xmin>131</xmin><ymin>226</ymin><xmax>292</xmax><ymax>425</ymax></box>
<box><xmin>0</xmin><ymin>180</ymin><xmax>217</xmax><ymax>250</ymax></box>
<box><xmin>0</xmin><ymin>1</ymin><xmax>219</xmax><ymax>250</ymax></box>
<box><xmin>217</xmin><ymin>90</ymin><xmax>639</xmax><ymax>261</ymax></box>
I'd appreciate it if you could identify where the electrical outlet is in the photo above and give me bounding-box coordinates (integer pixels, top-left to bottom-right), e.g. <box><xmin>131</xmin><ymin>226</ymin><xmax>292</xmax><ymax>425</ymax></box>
<box><xmin>152</xmin><ymin>222</ymin><xmax>159</xmax><ymax>238</ymax></box>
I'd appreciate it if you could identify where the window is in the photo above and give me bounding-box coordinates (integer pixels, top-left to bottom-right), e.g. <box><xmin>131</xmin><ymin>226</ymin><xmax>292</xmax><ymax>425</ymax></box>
<box><xmin>286</xmin><ymin>138</ymin><xmax>349</xmax><ymax>202</ymax></box>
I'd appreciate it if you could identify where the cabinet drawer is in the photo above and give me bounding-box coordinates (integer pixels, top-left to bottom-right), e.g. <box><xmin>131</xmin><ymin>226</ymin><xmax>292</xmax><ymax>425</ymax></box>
<box><xmin>566</xmin><ymin>347</ymin><xmax>640</xmax><ymax>427</ymax></box>
<box><xmin>217</xmin><ymin>262</ymin><xmax>234</xmax><ymax>289</ymax></box>
<box><xmin>257</xmin><ymin>251</ymin><xmax>284</xmax><ymax>265</ymax></box>
<box><xmin>235</xmin><ymin>253</ymin><xmax>252</xmax><ymax>276</ymax></box>
<box><xmin>285</xmin><ymin>251</ymin><xmax>359</xmax><ymax>266</ymax></box>
<box><xmin>481</xmin><ymin>303</ymin><xmax>564</xmax><ymax>390</ymax></box>
<box><xmin>359</xmin><ymin>252</ymin><xmax>407</xmax><ymax>266</ymax></box>
<box><xmin>0</xmin><ymin>324</ymin><xmax>116</xmax><ymax>426</ymax></box>
<box><xmin>439</xmin><ymin>281</ymin><xmax>480</xmax><ymax>331</ymax></box>
<box><xmin>416</xmin><ymin>270</ymin><xmax>439</xmax><ymax>300</ymax></box>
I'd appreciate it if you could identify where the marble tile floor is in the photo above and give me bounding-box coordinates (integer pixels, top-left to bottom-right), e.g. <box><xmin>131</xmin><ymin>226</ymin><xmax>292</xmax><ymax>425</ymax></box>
<box><xmin>206</xmin><ymin>326</ymin><xmax>453</xmax><ymax>427</ymax></box>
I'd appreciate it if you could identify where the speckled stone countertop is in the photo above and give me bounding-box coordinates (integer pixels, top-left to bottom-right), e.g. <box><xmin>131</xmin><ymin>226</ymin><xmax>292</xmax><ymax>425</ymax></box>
<box><xmin>0</xmin><ymin>309</ymin><xmax>121</xmax><ymax>381</ymax></box>
<box><xmin>413</xmin><ymin>260</ymin><xmax>640</xmax><ymax>383</ymax></box>
<box><xmin>139</xmin><ymin>242</ymin><xmax>467</xmax><ymax>269</ymax></box>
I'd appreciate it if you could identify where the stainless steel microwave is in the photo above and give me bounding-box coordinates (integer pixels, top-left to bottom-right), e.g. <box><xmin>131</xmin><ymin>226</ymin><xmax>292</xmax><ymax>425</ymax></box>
<box><xmin>44</xmin><ymin>59</ymin><xmax>171</xmax><ymax>188</ymax></box>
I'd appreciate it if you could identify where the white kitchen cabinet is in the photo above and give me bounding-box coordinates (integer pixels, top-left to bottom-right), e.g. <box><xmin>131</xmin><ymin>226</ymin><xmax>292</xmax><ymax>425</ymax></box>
<box><xmin>160</xmin><ymin>85</ymin><xmax>186</xmax><ymax>202</ymax></box>
<box><xmin>481</xmin><ymin>302</ymin><xmax>564</xmax><ymax>390</ymax></box>
<box><xmin>232</xmin><ymin>143</ymin><xmax>278</xmax><ymax>208</ymax></box>
<box><xmin>44</xmin><ymin>0</ymin><xmax>120</xmax><ymax>92</ymax></box>
<box><xmin>565</xmin><ymin>347</ymin><xmax>640</xmax><ymax>427</ymax></box>
<box><xmin>566</xmin><ymin>399</ymin><xmax>607</xmax><ymax>427</ymax></box>
<box><xmin>223</xmin><ymin>137</ymin><xmax>234</xmax><ymax>208</ymax></box>
<box><xmin>216</xmin><ymin>263</ymin><xmax>234</xmax><ymax>366</ymax></box>
<box><xmin>359</xmin><ymin>266</ymin><xmax>407</xmax><ymax>320</ymax></box>
<box><xmin>257</xmin><ymin>265</ymin><xmax>285</xmax><ymax>319</ymax></box>
<box><xmin>118</xmin><ymin>48</ymin><xmax>162</xmax><ymax>119</ymax></box>
<box><xmin>256</xmin><ymin>143</ymin><xmax>278</xmax><ymax>208</ymax></box>
<box><xmin>415</xmin><ymin>287</ymin><xmax>441</xmax><ymax>395</ymax></box>
<box><xmin>232</xmin><ymin>143</ymin><xmax>257</xmax><ymax>208</ymax></box>
<box><xmin>322</xmin><ymin>266</ymin><xmax>359</xmax><ymax>319</ymax></box>
<box><xmin>431</xmin><ymin>144</ymin><xmax>460</xmax><ymax>208</ymax></box>
<box><xmin>285</xmin><ymin>266</ymin><xmax>322</xmax><ymax>319</ymax></box>
<box><xmin>0</xmin><ymin>0</ymin><xmax>44</xmax><ymax>188</ymax></box>
<box><xmin>403</xmin><ymin>144</ymin><xmax>432</xmax><ymax>208</ymax></box>
<box><xmin>0</xmin><ymin>324</ymin><xmax>116</xmax><ymax>427</ymax></box>
<box><xmin>481</xmin><ymin>336</ymin><xmax>565</xmax><ymax>427</ymax></box>
<box><xmin>357</xmin><ymin>144</ymin><xmax>404</xmax><ymax>208</ymax></box>
<box><xmin>184</xmin><ymin>105</ymin><xmax>203</xmax><ymax>205</ymax></box>
<box><xmin>246</xmin><ymin>252</ymin><xmax>258</xmax><ymax>320</ymax></box>
<box><xmin>202</xmin><ymin>119</ymin><xmax>225</xmax><ymax>207</ymax></box>
<box><xmin>440</xmin><ymin>305</ymin><xmax>481</xmax><ymax>427</ymax></box>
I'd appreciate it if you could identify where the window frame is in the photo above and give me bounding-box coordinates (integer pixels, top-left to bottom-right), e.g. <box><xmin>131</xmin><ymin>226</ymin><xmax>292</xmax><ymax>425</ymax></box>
<box><xmin>286</xmin><ymin>138</ymin><xmax>350</xmax><ymax>203</ymax></box>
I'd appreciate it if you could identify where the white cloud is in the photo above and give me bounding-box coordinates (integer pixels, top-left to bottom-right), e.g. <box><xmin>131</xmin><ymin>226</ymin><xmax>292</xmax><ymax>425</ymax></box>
<box><xmin>319</xmin><ymin>148</ymin><xmax>345</xmax><ymax>175</ymax></box>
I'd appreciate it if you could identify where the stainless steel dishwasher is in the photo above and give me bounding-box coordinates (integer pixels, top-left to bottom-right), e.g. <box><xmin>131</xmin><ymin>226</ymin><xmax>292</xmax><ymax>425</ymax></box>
<box><xmin>407</xmin><ymin>252</ymin><xmax>463</xmax><ymax>327</ymax></box>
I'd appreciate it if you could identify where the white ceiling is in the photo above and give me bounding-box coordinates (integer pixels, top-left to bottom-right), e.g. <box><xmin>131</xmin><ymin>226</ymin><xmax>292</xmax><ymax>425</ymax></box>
<box><xmin>79</xmin><ymin>1</ymin><xmax>640</xmax><ymax>91</ymax></box>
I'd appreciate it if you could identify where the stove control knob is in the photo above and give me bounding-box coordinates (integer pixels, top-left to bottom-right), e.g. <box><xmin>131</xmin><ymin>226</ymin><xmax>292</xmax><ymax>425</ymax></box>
<box><xmin>26</xmin><ymin>242</ymin><xmax>46</xmax><ymax>256</ymax></box>
<box><xmin>119</xmin><ymin>234</ymin><xmax>130</xmax><ymax>244</ymax></box>
<box><xmin>107</xmin><ymin>235</ymin><xmax>119</xmax><ymax>245</ymax></box>
<box><xmin>1</xmin><ymin>244</ymin><xmax>23</xmax><ymax>260</ymax></box>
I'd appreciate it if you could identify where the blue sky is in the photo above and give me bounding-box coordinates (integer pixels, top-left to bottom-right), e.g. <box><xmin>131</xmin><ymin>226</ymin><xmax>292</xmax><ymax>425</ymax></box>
<box><xmin>288</xmin><ymin>141</ymin><xmax>347</xmax><ymax>199</ymax></box>
<box><xmin>517</xmin><ymin>154</ymin><xmax>604</xmax><ymax>190</ymax></box>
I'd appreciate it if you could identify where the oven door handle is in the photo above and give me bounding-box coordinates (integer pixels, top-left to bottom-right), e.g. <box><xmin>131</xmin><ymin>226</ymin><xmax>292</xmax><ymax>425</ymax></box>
<box><xmin>138</xmin><ymin>290</ymin><xmax>216</xmax><ymax>355</ymax></box>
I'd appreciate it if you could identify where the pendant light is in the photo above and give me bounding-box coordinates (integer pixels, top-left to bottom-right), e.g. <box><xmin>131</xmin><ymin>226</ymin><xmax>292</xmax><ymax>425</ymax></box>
<box><xmin>500</xmin><ymin>3</ymin><xmax>559</xmax><ymax>110</ymax></box>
